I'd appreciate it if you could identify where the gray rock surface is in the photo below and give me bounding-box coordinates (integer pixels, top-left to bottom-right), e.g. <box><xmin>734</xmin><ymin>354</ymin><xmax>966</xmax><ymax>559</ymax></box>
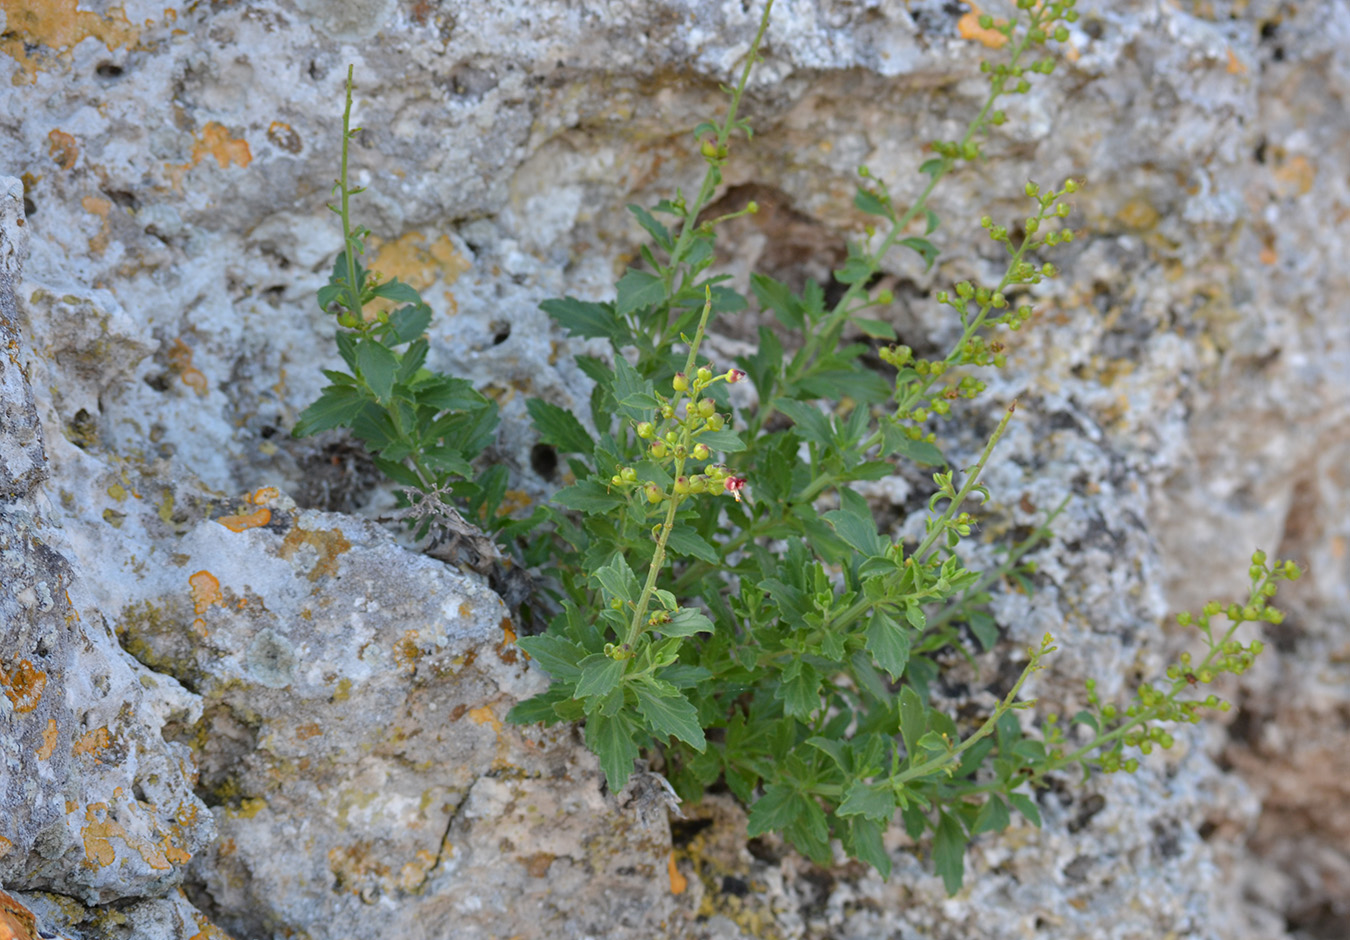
<box><xmin>1</xmin><ymin>1</ymin><xmax>1347</xmax><ymax>939</ymax></box>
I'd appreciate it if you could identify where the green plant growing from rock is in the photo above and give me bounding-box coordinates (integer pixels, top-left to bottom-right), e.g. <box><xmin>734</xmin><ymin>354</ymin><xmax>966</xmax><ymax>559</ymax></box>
<box><xmin>299</xmin><ymin>0</ymin><xmax>1297</xmax><ymax>895</ymax></box>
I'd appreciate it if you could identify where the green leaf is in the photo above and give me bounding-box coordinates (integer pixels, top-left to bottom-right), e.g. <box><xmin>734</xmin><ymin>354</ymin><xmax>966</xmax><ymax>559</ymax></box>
<box><xmin>515</xmin><ymin>635</ymin><xmax>585</xmax><ymax>681</ymax></box>
<box><xmin>527</xmin><ymin>398</ymin><xmax>595</xmax><ymax>455</ymax></box>
<box><xmin>918</xmin><ymin>157</ymin><xmax>946</xmax><ymax>180</ymax></box>
<box><xmin>633</xmin><ymin>681</ymin><xmax>705</xmax><ymax>750</ymax></box>
<box><xmin>627</xmin><ymin>204</ymin><xmax>672</xmax><ymax>250</ymax></box>
<box><xmin>971</xmin><ymin>795</ymin><xmax>1011</xmax><ymax>836</ymax></box>
<box><xmin>1008</xmin><ymin>792</ymin><xmax>1042</xmax><ymax>828</ymax></box>
<box><xmin>585</xmin><ymin>711</ymin><xmax>640</xmax><ymax>792</ymax></box>
<box><xmin>695</xmin><ymin>427</ymin><xmax>746</xmax><ymax>453</ymax></box>
<box><xmin>853</xmin><ymin>186</ymin><xmax>892</xmax><ymax>218</ymax></box>
<box><xmin>665</xmin><ymin>526</ymin><xmax>719</xmax><ymax>564</ymax></box>
<box><xmin>553</xmin><ymin>479</ymin><xmax>623</xmax><ymax>513</ymax></box>
<box><xmin>356</xmin><ymin>340</ymin><xmax>398</xmax><ymax>403</ymax></box>
<box><xmin>845</xmin><ymin>817</ymin><xmax>892</xmax><ymax>878</ymax></box>
<box><xmin>293</xmin><ymin>386</ymin><xmax>367</xmax><ymax>437</ymax></box>
<box><xmin>823</xmin><ymin>509</ymin><xmax>888</xmax><ymax>558</ymax></box>
<box><xmin>615</xmin><ymin>269</ymin><xmax>666</xmax><ymax>317</ymax></box>
<box><xmin>834</xmin><ymin>254</ymin><xmax>874</xmax><ymax>285</ymax></box>
<box><xmin>899</xmin><ymin>686</ymin><xmax>927</xmax><ymax>758</ymax></box>
<box><xmin>925</xmin><ymin>208</ymin><xmax>941</xmax><ymax>234</ymax></box>
<box><xmin>541</xmin><ymin>296</ymin><xmax>629</xmax><ymax>344</ymax></box>
<box><xmin>838</xmin><ymin>780</ymin><xmax>898</xmax><ymax>822</ymax></box>
<box><xmin>776</xmin><ymin>399</ymin><xmax>832</xmax><ymax>449</ymax></box>
<box><xmin>395</xmin><ymin>338</ymin><xmax>428</xmax><ymax>383</ymax></box>
<box><xmin>775</xmin><ymin>662</ymin><xmax>821</xmax><ymax>720</ymax></box>
<box><xmin>750</xmin><ymin>273</ymin><xmax>803</xmax><ymax>329</ymax></box>
<box><xmin>967</xmin><ymin>611</ymin><xmax>999</xmax><ymax>651</ymax></box>
<box><xmin>881</xmin><ymin>420</ymin><xmax>946</xmax><ymax>465</ymax></box>
<box><xmin>852</xmin><ymin>317</ymin><xmax>897</xmax><ymax>340</ymax></box>
<box><xmin>415</xmin><ymin>375</ymin><xmax>485</xmax><ymax>412</ymax></box>
<box><xmin>506</xmin><ymin>686</ymin><xmax>574</xmax><ymax>725</ymax></box>
<box><xmin>593</xmin><ymin>553</ymin><xmax>640</xmax><ymax>605</ymax></box>
<box><xmin>934</xmin><ymin>811</ymin><xmax>967</xmax><ymax>895</ymax></box>
<box><xmin>662</xmin><ymin>608</ymin><xmax>715</xmax><ymax>637</ymax></box>
<box><xmin>900</xmin><ymin>236</ymin><xmax>939</xmax><ymax>271</ymax></box>
<box><xmin>574</xmin><ymin>653</ymin><xmax>625</xmax><ymax>699</ymax></box>
<box><xmin>388</xmin><ymin>303</ymin><xmax>432</xmax><ymax>343</ymax></box>
<box><xmin>866</xmin><ymin>609</ymin><xmax>912</xmax><ymax>680</ymax></box>
<box><xmin>613</xmin><ymin>355</ymin><xmax>659</xmax><ymax>412</ymax></box>
<box><xmin>746</xmin><ymin>784</ymin><xmax>800</xmax><ymax>836</ymax></box>
<box><xmin>370</xmin><ymin>279</ymin><xmax>422</xmax><ymax>305</ymax></box>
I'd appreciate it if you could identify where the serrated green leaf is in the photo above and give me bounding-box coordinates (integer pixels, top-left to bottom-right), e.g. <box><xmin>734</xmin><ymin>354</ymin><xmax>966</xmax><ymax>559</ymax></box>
<box><xmin>665</xmin><ymin>526</ymin><xmax>719</xmax><ymax>564</ymax></box>
<box><xmin>834</xmin><ymin>254</ymin><xmax>874</xmax><ymax>285</ymax></box>
<box><xmin>1071</xmin><ymin>709</ymin><xmax>1100</xmax><ymax>733</ymax></box>
<box><xmin>593</xmin><ymin>553</ymin><xmax>639</xmax><ymax>605</ymax></box>
<box><xmin>746</xmin><ymin>784</ymin><xmax>800</xmax><ymax>836</ymax></box>
<box><xmin>776</xmin><ymin>399</ymin><xmax>832</xmax><ymax>449</ymax></box>
<box><xmin>918</xmin><ymin>157</ymin><xmax>946</xmax><ymax>180</ymax></box>
<box><xmin>934</xmin><ymin>811</ymin><xmax>967</xmax><ymax>895</ymax></box>
<box><xmin>866</xmin><ymin>609</ymin><xmax>912</xmax><ymax>680</ymax></box>
<box><xmin>750</xmin><ymin>273</ymin><xmax>803</xmax><ymax>329</ymax></box>
<box><xmin>900</xmin><ymin>236</ymin><xmax>939</xmax><ymax>271</ymax></box>
<box><xmin>852</xmin><ymin>317</ymin><xmax>897</xmax><ymax>340</ymax></box>
<box><xmin>613</xmin><ymin>355</ymin><xmax>658</xmax><ymax>412</ymax></box>
<box><xmin>515</xmin><ymin>635</ymin><xmax>586</xmax><ymax>681</ymax></box>
<box><xmin>823</xmin><ymin>509</ymin><xmax>888</xmax><ymax>558</ymax></box>
<box><xmin>506</xmin><ymin>686</ymin><xmax>574</xmax><ymax>725</ymax></box>
<box><xmin>899</xmin><ymin>685</ymin><xmax>927</xmax><ymax>758</ymax></box>
<box><xmin>967</xmin><ymin>611</ymin><xmax>999</xmax><ymax>651</ymax></box>
<box><xmin>415</xmin><ymin>375</ymin><xmax>484</xmax><ymax>412</ymax></box>
<box><xmin>627</xmin><ymin>203</ymin><xmax>672</xmax><ymax>250</ymax></box>
<box><xmin>971</xmin><ymin>795</ymin><xmax>1011</xmax><ymax>835</ymax></box>
<box><xmin>633</xmin><ymin>681</ymin><xmax>705</xmax><ymax>750</ymax></box>
<box><xmin>527</xmin><ymin>398</ymin><xmax>595</xmax><ymax>455</ymax></box>
<box><xmin>838</xmin><ymin>780</ymin><xmax>898</xmax><ymax>822</ymax></box>
<box><xmin>575</xmin><ymin>653</ymin><xmax>625</xmax><ymax>700</ymax></box>
<box><xmin>615</xmin><ymin>268</ymin><xmax>666</xmax><ymax>317</ymax></box>
<box><xmin>662</xmin><ymin>608</ymin><xmax>715</xmax><ymax>637</ymax></box>
<box><xmin>585</xmin><ymin>711</ymin><xmax>640</xmax><ymax>792</ymax></box>
<box><xmin>388</xmin><ymin>303</ymin><xmax>432</xmax><ymax>344</ymax></box>
<box><xmin>356</xmin><ymin>340</ymin><xmax>398</xmax><ymax>403</ymax></box>
<box><xmin>370</xmin><ymin>279</ymin><xmax>422</xmax><ymax>304</ymax></box>
<box><xmin>695</xmin><ymin>427</ymin><xmax>746</xmax><ymax>453</ymax></box>
<box><xmin>881</xmin><ymin>420</ymin><xmax>947</xmax><ymax>465</ymax></box>
<box><xmin>541</xmin><ymin>296</ymin><xmax>628</xmax><ymax>344</ymax></box>
<box><xmin>1008</xmin><ymin>792</ymin><xmax>1042</xmax><ymax>828</ymax></box>
<box><xmin>846</xmin><ymin>816</ymin><xmax>892</xmax><ymax>878</ymax></box>
<box><xmin>853</xmin><ymin>186</ymin><xmax>892</xmax><ymax>218</ymax></box>
<box><xmin>775</xmin><ymin>662</ymin><xmax>821</xmax><ymax>719</ymax></box>
<box><xmin>553</xmin><ymin>479</ymin><xmax>624</xmax><ymax>513</ymax></box>
<box><xmin>293</xmin><ymin>386</ymin><xmax>367</xmax><ymax>437</ymax></box>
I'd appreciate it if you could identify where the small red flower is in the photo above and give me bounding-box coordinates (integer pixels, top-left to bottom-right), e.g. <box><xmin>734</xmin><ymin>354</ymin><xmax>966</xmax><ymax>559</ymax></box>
<box><xmin>726</xmin><ymin>368</ymin><xmax>747</xmax><ymax>384</ymax></box>
<box><xmin>724</xmin><ymin>475</ymin><xmax>747</xmax><ymax>501</ymax></box>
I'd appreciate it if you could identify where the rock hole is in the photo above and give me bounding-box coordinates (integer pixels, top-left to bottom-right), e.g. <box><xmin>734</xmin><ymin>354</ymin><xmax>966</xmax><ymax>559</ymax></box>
<box><xmin>23</xmin><ymin>196</ymin><xmax>36</xmax><ymax>217</ymax></box>
<box><xmin>669</xmin><ymin>817</ymin><xmax>713</xmax><ymax>848</ymax></box>
<box><xmin>721</xmin><ymin>875</ymin><xmax>749</xmax><ymax>897</ymax></box>
<box><xmin>1083</xmin><ymin>18</ymin><xmax>1103</xmax><ymax>40</ymax></box>
<box><xmin>103</xmin><ymin>188</ymin><xmax>138</xmax><ymax>210</ymax></box>
<box><xmin>144</xmin><ymin>372</ymin><xmax>171</xmax><ymax>392</ymax></box>
<box><xmin>490</xmin><ymin>320</ymin><xmax>511</xmax><ymax>345</ymax></box>
<box><xmin>95</xmin><ymin>61</ymin><xmax>124</xmax><ymax>78</ymax></box>
<box><xmin>530</xmin><ymin>443</ymin><xmax>558</xmax><ymax>480</ymax></box>
<box><xmin>132</xmin><ymin>781</ymin><xmax>148</xmax><ymax>803</ymax></box>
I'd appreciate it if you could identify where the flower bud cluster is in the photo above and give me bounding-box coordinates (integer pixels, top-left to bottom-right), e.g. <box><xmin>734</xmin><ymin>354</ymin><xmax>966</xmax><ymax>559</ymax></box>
<box><xmin>608</xmin><ymin>364</ymin><xmax>747</xmax><ymax>508</ymax></box>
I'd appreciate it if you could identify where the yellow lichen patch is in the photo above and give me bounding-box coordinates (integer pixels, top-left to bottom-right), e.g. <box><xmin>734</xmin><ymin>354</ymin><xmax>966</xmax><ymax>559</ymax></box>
<box><xmin>266</xmin><ymin>120</ymin><xmax>302</xmax><ymax>154</ymax></box>
<box><xmin>394</xmin><ymin>631</ymin><xmax>422</xmax><ymax>672</ymax></box>
<box><xmin>47</xmin><ymin>129</ymin><xmax>78</xmax><ymax>169</ymax></box>
<box><xmin>500</xmin><ymin>618</ymin><xmax>517</xmax><ymax>645</ymax></box>
<box><xmin>1116</xmin><ymin>198</ymin><xmax>1159</xmax><ymax>231</ymax></box>
<box><xmin>37</xmin><ymin>718</ymin><xmax>59</xmax><ymax>760</ymax></box>
<box><xmin>668</xmin><ymin>851</ymin><xmax>688</xmax><ymax>895</ymax></box>
<box><xmin>1273</xmin><ymin>154</ymin><xmax>1316</xmax><ymax>198</ymax></box>
<box><xmin>0</xmin><ymin>0</ymin><xmax>140</xmax><ymax>84</ymax></box>
<box><xmin>280</xmin><ymin>525</ymin><xmax>351</xmax><ymax>581</ymax></box>
<box><xmin>369</xmin><ymin>231</ymin><xmax>471</xmax><ymax>293</ymax></box>
<box><xmin>1226</xmin><ymin>48</ymin><xmax>1247</xmax><ymax>75</ymax></box>
<box><xmin>216</xmin><ymin>506</ymin><xmax>271</xmax><ymax>532</ymax></box>
<box><xmin>0</xmin><ymin>837</ymin><xmax>12</xmax><ymax>859</ymax></box>
<box><xmin>957</xmin><ymin>4</ymin><xmax>1008</xmax><ymax>49</ymax></box>
<box><xmin>295</xmin><ymin>722</ymin><xmax>322</xmax><ymax>741</ymax></box>
<box><xmin>107</xmin><ymin>481</ymin><xmax>127</xmax><ymax>501</ymax></box>
<box><xmin>467</xmin><ymin>705</ymin><xmax>502</xmax><ymax>734</ymax></box>
<box><xmin>397</xmin><ymin>849</ymin><xmax>438</xmax><ymax>891</ymax></box>
<box><xmin>189</xmin><ymin>570</ymin><xmax>223</xmax><ymax>614</ymax></box>
<box><xmin>73</xmin><ymin>726</ymin><xmax>111</xmax><ymax>758</ymax></box>
<box><xmin>0</xmin><ymin>888</ymin><xmax>39</xmax><ymax>940</ymax></box>
<box><xmin>80</xmin><ymin>194</ymin><xmax>112</xmax><ymax>255</ymax></box>
<box><xmin>0</xmin><ymin>659</ymin><xmax>47</xmax><ymax>713</ymax></box>
<box><xmin>497</xmin><ymin>489</ymin><xmax>532</xmax><ymax>516</ymax></box>
<box><xmin>187</xmin><ymin>911</ymin><xmax>234</xmax><ymax>940</ymax></box>
<box><xmin>80</xmin><ymin>803</ymin><xmax>122</xmax><ymax>867</ymax></box>
<box><xmin>167</xmin><ymin>338</ymin><xmax>208</xmax><ymax>396</ymax></box>
<box><xmin>230</xmin><ymin>798</ymin><xmax>267</xmax><ymax>819</ymax></box>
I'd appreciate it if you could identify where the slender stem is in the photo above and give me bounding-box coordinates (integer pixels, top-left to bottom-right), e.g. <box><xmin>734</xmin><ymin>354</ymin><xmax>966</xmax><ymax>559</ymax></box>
<box><xmin>338</xmin><ymin>66</ymin><xmax>363</xmax><ymax>316</ymax></box>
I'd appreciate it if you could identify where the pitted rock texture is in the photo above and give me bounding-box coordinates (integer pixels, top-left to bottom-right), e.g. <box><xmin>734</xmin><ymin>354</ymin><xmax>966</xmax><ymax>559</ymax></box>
<box><xmin>1</xmin><ymin>1</ymin><xmax>1348</xmax><ymax>939</ymax></box>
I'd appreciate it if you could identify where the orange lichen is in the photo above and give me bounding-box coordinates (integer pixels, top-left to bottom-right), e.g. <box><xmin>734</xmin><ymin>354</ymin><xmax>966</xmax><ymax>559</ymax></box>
<box><xmin>467</xmin><ymin>705</ymin><xmax>502</xmax><ymax>733</ymax></box>
<box><xmin>0</xmin><ymin>888</ymin><xmax>39</xmax><ymax>940</ymax></box>
<box><xmin>0</xmin><ymin>0</ymin><xmax>139</xmax><ymax>84</ymax></box>
<box><xmin>47</xmin><ymin>129</ymin><xmax>78</xmax><ymax>169</ymax></box>
<box><xmin>73</xmin><ymin>726</ymin><xmax>111</xmax><ymax>758</ymax></box>
<box><xmin>1226</xmin><ymin>48</ymin><xmax>1247</xmax><ymax>75</ymax></box>
<box><xmin>80</xmin><ymin>194</ymin><xmax>112</xmax><ymax>255</ymax></box>
<box><xmin>187</xmin><ymin>911</ymin><xmax>234</xmax><ymax>940</ymax></box>
<box><xmin>164</xmin><ymin>122</ymin><xmax>251</xmax><ymax>190</ymax></box>
<box><xmin>167</xmin><ymin>338</ymin><xmax>208</xmax><ymax>395</ymax></box>
<box><xmin>500</xmin><ymin>617</ymin><xmax>517</xmax><ymax>645</ymax></box>
<box><xmin>668</xmin><ymin>851</ymin><xmax>688</xmax><ymax>895</ymax></box>
<box><xmin>217</xmin><ymin>506</ymin><xmax>271</xmax><ymax>532</ymax></box>
<box><xmin>266</xmin><ymin>121</ymin><xmax>302</xmax><ymax>154</ymax></box>
<box><xmin>189</xmin><ymin>571</ymin><xmax>223</xmax><ymax>614</ymax></box>
<box><xmin>369</xmin><ymin>231</ymin><xmax>471</xmax><ymax>292</ymax></box>
<box><xmin>295</xmin><ymin>723</ymin><xmax>322</xmax><ymax>741</ymax></box>
<box><xmin>249</xmin><ymin>486</ymin><xmax>280</xmax><ymax>505</ymax></box>
<box><xmin>279</xmin><ymin>526</ymin><xmax>351</xmax><ymax>581</ymax></box>
<box><xmin>958</xmin><ymin>4</ymin><xmax>1008</xmax><ymax>49</ymax></box>
<box><xmin>80</xmin><ymin>801</ymin><xmax>185</xmax><ymax>871</ymax></box>
<box><xmin>37</xmin><ymin>718</ymin><xmax>59</xmax><ymax>760</ymax></box>
<box><xmin>0</xmin><ymin>659</ymin><xmax>46</xmax><ymax>713</ymax></box>
<box><xmin>1274</xmin><ymin>154</ymin><xmax>1316</xmax><ymax>197</ymax></box>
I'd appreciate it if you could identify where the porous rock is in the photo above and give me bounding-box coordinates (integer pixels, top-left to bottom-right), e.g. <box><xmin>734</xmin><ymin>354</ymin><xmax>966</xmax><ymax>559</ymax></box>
<box><xmin>2</xmin><ymin>1</ymin><xmax>1347</xmax><ymax>938</ymax></box>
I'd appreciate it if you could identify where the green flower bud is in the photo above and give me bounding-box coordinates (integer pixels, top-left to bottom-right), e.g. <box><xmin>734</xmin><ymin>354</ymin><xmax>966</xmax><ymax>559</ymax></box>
<box><xmin>645</xmin><ymin>484</ymin><xmax>663</xmax><ymax>503</ymax></box>
<box><xmin>673</xmin><ymin>476</ymin><xmax>690</xmax><ymax>495</ymax></box>
<box><xmin>696</xmin><ymin>366</ymin><xmax>713</xmax><ymax>383</ymax></box>
<box><xmin>637</xmin><ymin>421</ymin><xmax>655</xmax><ymax>439</ymax></box>
<box><xmin>956</xmin><ymin>281</ymin><xmax>974</xmax><ymax>299</ymax></box>
<box><xmin>621</xmin><ymin>467</ymin><xmax>638</xmax><ymax>482</ymax></box>
<box><xmin>706</xmin><ymin>413</ymin><xmax>725</xmax><ymax>431</ymax></box>
<box><xmin>692</xmin><ymin>442</ymin><xmax>710</xmax><ymax>460</ymax></box>
<box><xmin>1025</xmin><ymin>181</ymin><xmax>1040</xmax><ymax>198</ymax></box>
<box><xmin>672</xmin><ymin>372</ymin><xmax>689</xmax><ymax>392</ymax></box>
<box><xmin>688</xmin><ymin>475</ymin><xmax>707</xmax><ymax>494</ymax></box>
<box><xmin>650</xmin><ymin>441</ymin><xmax>668</xmax><ymax>458</ymax></box>
<box><xmin>697</xmin><ymin>398</ymin><xmax>716</xmax><ymax>418</ymax></box>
